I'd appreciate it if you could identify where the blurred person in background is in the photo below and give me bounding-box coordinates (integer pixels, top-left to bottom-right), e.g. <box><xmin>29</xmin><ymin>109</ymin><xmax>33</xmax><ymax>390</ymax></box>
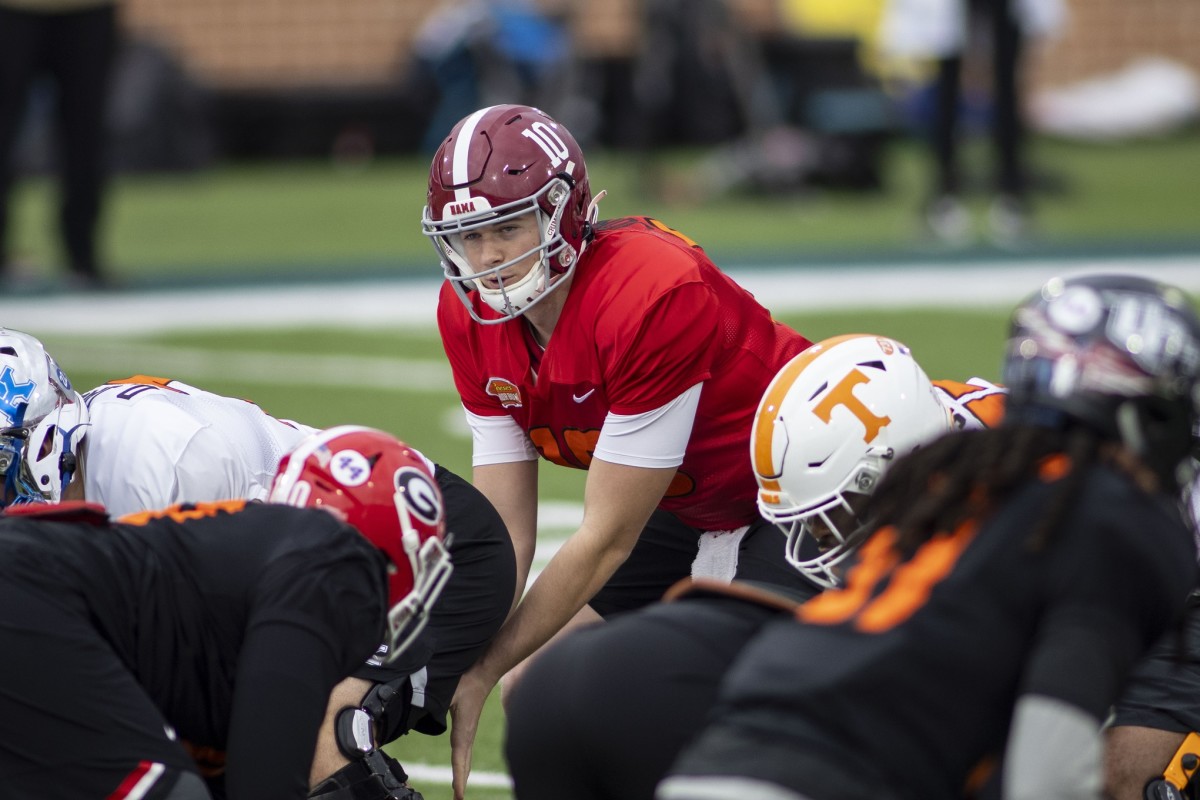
<box><xmin>659</xmin><ymin>273</ymin><xmax>1200</xmax><ymax>800</ymax></box>
<box><xmin>422</xmin><ymin>103</ymin><xmax>817</xmax><ymax>798</ymax></box>
<box><xmin>503</xmin><ymin>333</ymin><xmax>1003</xmax><ymax>800</ymax></box>
<box><xmin>0</xmin><ymin>0</ymin><xmax>119</xmax><ymax>290</ymax></box>
<box><xmin>411</xmin><ymin>0</ymin><xmax>571</xmax><ymax>154</ymax></box>
<box><xmin>0</xmin><ymin>425</ymin><xmax>451</xmax><ymax>800</ymax></box>
<box><xmin>0</xmin><ymin>329</ymin><xmax>516</xmax><ymax>800</ymax></box>
<box><xmin>880</xmin><ymin>0</ymin><xmax>1066</xmax><ymax>247</ymax></box>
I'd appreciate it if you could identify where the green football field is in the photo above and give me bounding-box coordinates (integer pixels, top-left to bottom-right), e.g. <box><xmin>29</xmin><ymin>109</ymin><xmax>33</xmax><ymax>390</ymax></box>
<box><xmin>5</xmin><ymin>134</ymin><xmax>1200</xmax><ymax>288</ymax></box>
<box><xmin>7</xmin><ymin>130</ymin><xmax>1200</xmax><ymax>798</ymax></box>
<box><xmin>31</xmin><ymin>305</ymin><xmax>1011</xmax><ymax>800</ymax></box>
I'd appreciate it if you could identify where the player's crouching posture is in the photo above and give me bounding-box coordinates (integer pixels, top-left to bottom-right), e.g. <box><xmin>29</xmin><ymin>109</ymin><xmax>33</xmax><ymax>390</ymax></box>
<box><xmin>658</xmin><ymin>274</ymin><xmax>1200</xmax><ymax>800</ymax></box>
<box><xmin>424</xmin><ymin>104</ymin><xmax>816</xmax><ymax>797</ymax></box>
<box><xmin>503</xmin><ymin>333</ymin><xmax>1003</xmax><ymax>800</ymax></box>
<box><xmin>0</xmin><ymin>426</ymin><xmax>451</xmax><ymax>800</ymax></box>
<box><xmin>0</xmin><ymin>332</ymin><xmax>516</xmax><ymax>800</ymax></box>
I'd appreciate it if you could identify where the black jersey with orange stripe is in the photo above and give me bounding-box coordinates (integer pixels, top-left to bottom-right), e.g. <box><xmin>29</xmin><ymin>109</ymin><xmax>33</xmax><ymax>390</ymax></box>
<box><xmin>670</xmin><ymin>460</ymin><xmax>1194</xmax><ymax>800</ymax></box>
<box><xmin>0</xmin><ymin>501</ymin><xmax>388</xmax><ymax>799</ymax></box>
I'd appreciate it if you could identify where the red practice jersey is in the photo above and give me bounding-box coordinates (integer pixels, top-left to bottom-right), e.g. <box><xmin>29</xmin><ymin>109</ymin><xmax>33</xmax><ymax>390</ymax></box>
<box><xmin>438</xmin><ymin>216</ymin><xmax>813</xmax><ymax>530</ymax></box>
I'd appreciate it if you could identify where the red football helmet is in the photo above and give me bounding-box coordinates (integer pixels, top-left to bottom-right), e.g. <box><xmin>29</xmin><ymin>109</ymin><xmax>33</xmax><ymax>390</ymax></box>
<box><xmin>422</xmin><ymin>104</ymin><xmax>601</xmax><ymax>324</ymax></box>
<box><xmin>268</xmin><ymin>425</ymin><xmax>453</xmax><ymax>663</ymax></box>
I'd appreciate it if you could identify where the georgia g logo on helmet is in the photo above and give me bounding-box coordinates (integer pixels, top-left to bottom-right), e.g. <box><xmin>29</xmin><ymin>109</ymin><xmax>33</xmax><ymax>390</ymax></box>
<box><xmin>394</xmin><ymin>466</ymin><xmax>442</xmax><ymax>528</ymax></box>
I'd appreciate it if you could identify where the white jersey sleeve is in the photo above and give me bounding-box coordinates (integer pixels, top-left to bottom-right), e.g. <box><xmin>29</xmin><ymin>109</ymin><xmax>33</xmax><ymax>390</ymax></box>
<box><xmin>466</xmin><ymin>406</ymin><xmax>539</xmax><ymax>466</ymax></box>
<box><xmin>81</xmin><ymin>378</ymin><xmax>318</xmax><ymax>517</ymax></box>
<box><xmin>593</xmin><ymin>382</ymin><xmax>702</xmax><ymax>469</ymax></box>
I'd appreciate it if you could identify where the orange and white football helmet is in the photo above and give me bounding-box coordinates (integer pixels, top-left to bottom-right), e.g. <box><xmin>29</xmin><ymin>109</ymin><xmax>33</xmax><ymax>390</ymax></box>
<box><xmin>751</xmin><ymin>334</ymin><xmax>952</xmax><ymax>588</ymax></box>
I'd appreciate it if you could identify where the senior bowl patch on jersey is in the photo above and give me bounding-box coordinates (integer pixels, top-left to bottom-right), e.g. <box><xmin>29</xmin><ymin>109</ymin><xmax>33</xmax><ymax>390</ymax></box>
<box><xmin>486</xmin><ymin>377</ymin><xmax>523</xmax><ymax>408</ymax></box>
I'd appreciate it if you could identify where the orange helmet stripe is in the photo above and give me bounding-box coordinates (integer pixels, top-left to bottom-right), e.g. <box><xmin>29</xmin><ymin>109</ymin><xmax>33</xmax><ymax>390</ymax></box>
<box><xmin>752</xmin><ymin>334</ymin><xmax>870</xmax><ymax>493</ymax></box>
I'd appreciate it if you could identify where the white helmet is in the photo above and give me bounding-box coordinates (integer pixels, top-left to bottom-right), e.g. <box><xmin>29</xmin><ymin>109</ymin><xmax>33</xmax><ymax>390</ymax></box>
<box><xmin>751</xmin><ymin>334</ymin><xmax>952</xmax><ymax>588</ymax></box>
<box><xmin>0</xmin><ymin>329</ymin><xmax>89</xmax><ymax>507</ymax></box>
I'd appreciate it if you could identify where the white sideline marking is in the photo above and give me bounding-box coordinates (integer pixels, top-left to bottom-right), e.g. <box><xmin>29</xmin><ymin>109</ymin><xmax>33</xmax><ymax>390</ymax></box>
<box><xmin>3</xmin><ymin>256</ymin><xmax>1198</xmax><ymax>336</ymax></box>
<box><xmin>404</xmin><ymin>762</ymin><xmax>513</xmax><ymax>789</ymax></box>
<box><xmin>42</xmin><ymin>341</ymin><xmax>452</xmax><ymax>392</ymax></box>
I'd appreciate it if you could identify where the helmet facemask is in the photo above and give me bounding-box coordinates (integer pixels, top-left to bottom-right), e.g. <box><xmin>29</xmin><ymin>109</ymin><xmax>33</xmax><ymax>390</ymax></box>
<box><xmin>751</xmin><ymin>334</ymin><xmax>955</xmax><ymax>589</ymax></box>
<box><xmin>268</xmin><ymin>425</ymin><xmax>454</xmax><ymax>665</ymax></box>
<box><xmin>424</xmin><ymin>177</ymin><xmax>580</xmax><ymax>324</ymax></box>
<box><xmin>1</xmin><ymin>429</ymin><xmax>46</xmax><ymax>506</ymax></box>
<box><xmin>383</xmin><ymin>491</ymin><xmax>454</xmax><ymax>661</ymax></box>
<box><xmin>763</xmin><ymin>453</ymin><xmax>886</xmax><ymax>590</ymax></box>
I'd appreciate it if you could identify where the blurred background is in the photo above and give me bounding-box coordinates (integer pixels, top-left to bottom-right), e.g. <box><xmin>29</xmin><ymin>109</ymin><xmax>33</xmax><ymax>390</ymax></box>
<box><xmin>1</xmin><ymin>0</ymin><xmax>1198</xmax><ymax>290</ymax></box>
<box><xmin>2</xmin><ymin>2</ymin><xmax>1198</xmax><ymax>797</ymax></box>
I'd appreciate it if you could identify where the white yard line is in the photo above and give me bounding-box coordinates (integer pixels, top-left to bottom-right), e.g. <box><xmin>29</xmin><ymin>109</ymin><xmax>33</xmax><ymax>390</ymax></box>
<box><xmin>3</xmin><ymin>255</ymin><xmax>1198</xmax><ymax>336</ymax></box>
<box><xmin>404</xmin><ymin>762</ymin><xmax>513</xmax><ymax>790</ymax></box>
<box><xmin>41</xmin><ymin>341</ymin><xmax>453</xmax><ymax>392</ymax></box>
<box><xmin>6</xmin><ymin>255</ymin><xmax>1193</xmax><ymax>793</ymax></box>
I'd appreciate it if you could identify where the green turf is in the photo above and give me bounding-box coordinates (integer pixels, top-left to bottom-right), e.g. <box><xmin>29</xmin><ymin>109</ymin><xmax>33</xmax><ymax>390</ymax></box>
<box><xmin>41</xmin><ymin>304</ymin><xmax>1015</xmax><ymax>800</ymax></box>
<box><xmin>39</xmin><ymin>304</ymin><xmax>1011</xmax><ymax>506</ymax></box>
<box><xmin>7</xmin><ymin>133</ymin><xmax>1200</xmax><ymax>287</ymax></box>
<box><xmin>15</xmin><ymin>129</ymin><xmax>1199</xmax><ymax>797</ymax></box>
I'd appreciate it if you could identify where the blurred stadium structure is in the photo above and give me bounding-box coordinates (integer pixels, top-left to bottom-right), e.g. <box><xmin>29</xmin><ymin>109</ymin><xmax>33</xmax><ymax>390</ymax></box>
<box><xmin>15</xmin><ymin>0</ymin><xmax>1197</xmax><ymax>174</ymax></box>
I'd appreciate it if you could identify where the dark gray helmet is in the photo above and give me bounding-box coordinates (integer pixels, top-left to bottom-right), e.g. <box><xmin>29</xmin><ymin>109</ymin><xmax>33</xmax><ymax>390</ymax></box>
<box><xmin>1003</xmin><ymin>273</ymin><xmax>1200</xmax><ymax>492</ymax></box>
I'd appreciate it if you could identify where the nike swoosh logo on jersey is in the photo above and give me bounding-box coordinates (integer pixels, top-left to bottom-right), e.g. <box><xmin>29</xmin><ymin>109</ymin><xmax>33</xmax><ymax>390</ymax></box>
<box><xmin>572</xmin><ymin>389</ymin><xmax>596</xmax><ymax>403</ymax></box>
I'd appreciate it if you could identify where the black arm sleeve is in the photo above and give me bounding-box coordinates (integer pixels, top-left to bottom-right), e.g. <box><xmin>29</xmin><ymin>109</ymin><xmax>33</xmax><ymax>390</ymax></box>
<box><xmin>1020</xmin><ymin>485</ymin><xmax>1196</xmax><ymax>719</ymax></box>
<box><xmin>1018</xmin><ymin>604</ymin><xmax>1140</xmax><ymax>720</ymax></box>
<box><xmin>223</xmin><ymin>622</ymin><xmax>347</xmax><ymax>800</ymax></box>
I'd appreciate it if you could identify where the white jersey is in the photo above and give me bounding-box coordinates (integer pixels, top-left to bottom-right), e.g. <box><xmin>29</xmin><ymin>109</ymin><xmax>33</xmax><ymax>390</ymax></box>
<box><xmin>80</xmin><ymin>377</ymin><xmax>318</xmax><ymax>517</ymax></box>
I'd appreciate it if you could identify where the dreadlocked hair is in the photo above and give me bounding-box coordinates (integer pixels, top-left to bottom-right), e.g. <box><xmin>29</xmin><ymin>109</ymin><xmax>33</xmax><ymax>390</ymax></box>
<box><xmin>865</xmin><ymin>424</ymin><xmax>1104</xmax><ymax>555</ymax></box>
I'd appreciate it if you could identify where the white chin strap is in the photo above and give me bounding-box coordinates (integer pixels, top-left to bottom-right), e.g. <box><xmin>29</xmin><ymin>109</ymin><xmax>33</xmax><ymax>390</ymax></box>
<box><xmin>478</xmin><ymin>256</ymin><xmax>550</xmax><ymax>316</ymax></box>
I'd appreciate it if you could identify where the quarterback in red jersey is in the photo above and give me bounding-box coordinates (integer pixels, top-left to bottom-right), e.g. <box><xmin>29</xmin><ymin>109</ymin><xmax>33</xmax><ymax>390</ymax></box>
<box><xmin>423</xmin><ymin>103</ymin><xmax>814</xmax><ymax>797</ymax></box>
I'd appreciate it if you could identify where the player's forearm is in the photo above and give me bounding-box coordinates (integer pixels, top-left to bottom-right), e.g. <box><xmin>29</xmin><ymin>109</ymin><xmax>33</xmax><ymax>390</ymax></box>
<box><xmin>308</xmin><ymin>676</ymin><xmax>375</xmax><ymax>788</ymax></box>
<box><xmin>473</xmin><ymin>529</ymin><xmax>630</xmax><ymax>682</ymax></box>
<box><xmin>473</xmin><ymin>461</ymin><xmax>538</xmax><ymax>603</ymax></box>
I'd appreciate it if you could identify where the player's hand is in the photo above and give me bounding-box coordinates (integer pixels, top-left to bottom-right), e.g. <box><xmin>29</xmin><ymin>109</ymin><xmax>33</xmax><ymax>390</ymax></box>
<box><xmin>449</xmin><ymin>664</ymin><xmax>494</xmax><ymax>800</ymax></box>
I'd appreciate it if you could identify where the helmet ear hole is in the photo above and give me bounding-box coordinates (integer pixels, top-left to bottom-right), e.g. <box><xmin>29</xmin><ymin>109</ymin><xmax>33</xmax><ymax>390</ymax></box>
<box><xmin>37</xmin><ymin>426</ymin><xmax>57</xmax><ymax>460</ymax></box>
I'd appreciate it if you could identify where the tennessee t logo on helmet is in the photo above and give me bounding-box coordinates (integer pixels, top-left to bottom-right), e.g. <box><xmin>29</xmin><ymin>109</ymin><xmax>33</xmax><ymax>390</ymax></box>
<box><xmin>812</xmin><ymin>369</ymin><xmax>893</xmax><ymax>444</ymax></box>
<box><xmin>751</xmin><ymin>334</ymin><xmax>953</xmax><ymax>589</ymax></box>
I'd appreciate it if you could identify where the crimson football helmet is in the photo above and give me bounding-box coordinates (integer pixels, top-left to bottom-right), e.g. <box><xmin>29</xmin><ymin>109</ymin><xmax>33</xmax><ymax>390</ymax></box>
<box><xmin>751</xmin><ymin>334</ymin><xmax>953</xmax><ymax>588</ymax></box>
<box><xmin>0</xmin><ymin>328</ymin><xmax>89</xmax><ymax>508</ymax></box>
<box><xmin>1004</xmin><ymin>273</ymin><xmax>1200</xmax><ymax>493</ymax></box>
<box><xmin>422</xmin><ymin>104</ymin><xmax>602</xmax><ymax>324</ymax></box>
<box><xmin>268</xmin><ymin>425</ymin><xmax>453</xmax><ymax>663</ymax></box>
